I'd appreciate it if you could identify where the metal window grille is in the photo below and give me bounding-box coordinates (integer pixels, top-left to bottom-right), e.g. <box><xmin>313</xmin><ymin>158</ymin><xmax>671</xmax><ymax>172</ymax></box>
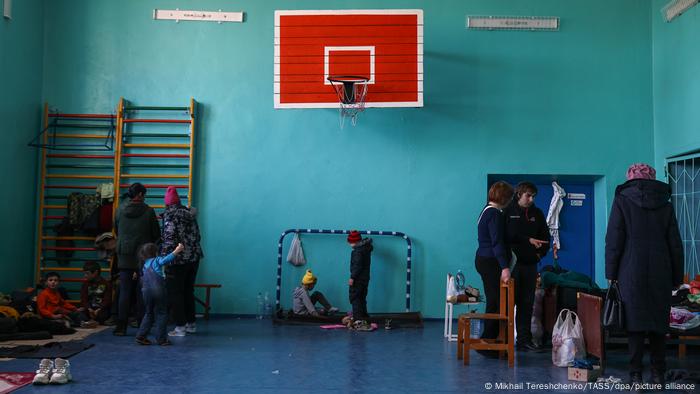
<box><xmin>667</xmin><ymin>154</ymin><xmax>700</xmax><ymax>278</ymax></box>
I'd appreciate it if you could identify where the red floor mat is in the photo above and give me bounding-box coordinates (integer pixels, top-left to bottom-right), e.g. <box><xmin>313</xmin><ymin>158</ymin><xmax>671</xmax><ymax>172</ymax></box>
<box><xmin>0</xmin><ymin>372</ymin><xmax>34</xmax><ymax>394</ymax></box>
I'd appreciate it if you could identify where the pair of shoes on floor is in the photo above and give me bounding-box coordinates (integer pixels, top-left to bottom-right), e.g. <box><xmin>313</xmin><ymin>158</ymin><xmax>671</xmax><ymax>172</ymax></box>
<box><xmin>352</xmin><ymin>320</ymin><xmax>373</xmax><ymax>331</ymax></box>
<box><xmin>32</xmin><ymin>358</ymin><xmax>71</xmax><ymax>385</ymax></box>
<box><xmin>516</xmin><ymin>341</ymin><xmax>543</xmax><ymax>352</ymax></box>
<box><xmin>185</xmin><ymin>322</ymin><xmax>197</xmax><ymax>334</ymax></box>
<box><xmin>168</xmin><ymin>326</ymin><xmax>187</xmax><ymax>337</ymax></box>
<box><xmin>80</xmin><ymin>320</ymin><xmax>98</xmax><ymax>329</ymax></box>
<box><xmin>135</xmin><ymin>336</ymin><xmax>152</xmax><ymax>346</ymax></box>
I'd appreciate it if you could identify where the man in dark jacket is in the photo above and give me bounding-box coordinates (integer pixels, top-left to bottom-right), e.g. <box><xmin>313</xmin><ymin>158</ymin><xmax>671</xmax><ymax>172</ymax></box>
<box><xmin>605</xmin><ymin>163</ymin><xmax>684</xmax><ymax>386</ymax></box>
<box><xmin>505</xmin><ymin>182</ymin><xmax>550</xmax><ymax>351</ymax></box>
<box><xmin>347</xmin><ymin>230</ymin><xmax>373</xmax><ymax>329</ymax></box>
<box><xmin>114</xmin><ymin>183</ymin><xmax>161</xmax><ymax>335</ymax></box>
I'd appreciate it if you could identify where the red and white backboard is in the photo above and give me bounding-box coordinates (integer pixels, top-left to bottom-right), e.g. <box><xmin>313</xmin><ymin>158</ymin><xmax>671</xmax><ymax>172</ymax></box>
<box><xmin>274</xmin><ymin>9</ymin><xmax>424</xmax><ymax>109</ymax></box>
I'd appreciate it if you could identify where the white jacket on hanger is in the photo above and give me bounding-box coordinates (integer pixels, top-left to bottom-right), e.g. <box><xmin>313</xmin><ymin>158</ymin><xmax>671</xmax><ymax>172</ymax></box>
<box><xmin>546</xmin><ymin>181</ymin><xmax>566</xmax><ymax>250</ymax></box>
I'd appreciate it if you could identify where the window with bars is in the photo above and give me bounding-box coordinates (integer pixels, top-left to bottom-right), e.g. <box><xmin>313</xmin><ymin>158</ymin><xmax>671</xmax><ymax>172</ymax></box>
<box><xmin>667</xmin><ymin>154</ymin><xmax>700</xmax><ymax>278</ymax></box>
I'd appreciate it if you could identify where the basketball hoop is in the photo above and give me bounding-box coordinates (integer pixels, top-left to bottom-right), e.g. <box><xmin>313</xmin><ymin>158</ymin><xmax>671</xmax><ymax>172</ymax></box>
<box><xmin>327</xmin><ymin>76</ymin><xmax>369</xmax><ymax>128</ymax></box>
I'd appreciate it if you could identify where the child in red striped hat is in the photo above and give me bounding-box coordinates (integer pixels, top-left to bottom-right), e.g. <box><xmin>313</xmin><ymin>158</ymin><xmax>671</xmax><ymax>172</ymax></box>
<box><xmin>347</xmin><ymin>230</ymin><xmax>373</xmax><ymax>330</ymax></box>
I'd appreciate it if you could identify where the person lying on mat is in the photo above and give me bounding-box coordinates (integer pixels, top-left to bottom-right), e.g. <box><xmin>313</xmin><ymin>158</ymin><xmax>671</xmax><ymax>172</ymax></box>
<box><xmin>293</xmin><ymin>270</ymin><xmax>339</xmax><ymax>316</ymax></box>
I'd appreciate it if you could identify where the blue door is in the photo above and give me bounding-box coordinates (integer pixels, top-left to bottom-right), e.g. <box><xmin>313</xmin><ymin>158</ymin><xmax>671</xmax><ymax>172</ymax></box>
<box><xmin>489</xmin><ymin>177</ymin><xmax>595</xmax><ymax>278</ymax></box>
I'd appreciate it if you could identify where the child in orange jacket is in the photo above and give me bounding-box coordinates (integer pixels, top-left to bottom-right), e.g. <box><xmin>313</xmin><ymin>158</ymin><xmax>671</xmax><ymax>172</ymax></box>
<box><xmin>37</xmin><ymin>272</ymin><xmax>81</xmax><ymax>326</ymax></box>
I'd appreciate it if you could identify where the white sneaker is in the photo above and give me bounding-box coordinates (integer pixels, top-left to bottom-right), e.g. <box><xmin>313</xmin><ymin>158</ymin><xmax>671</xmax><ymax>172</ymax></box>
<box><xmin>32</xmin><ymin>358</ymin><xmax>53</xmax><ymax>385</ymax></box>
<box><xmin>168</xmin><ymin>326</ymin><xmax>186</xmax><ymax>337</ymax></box>
<box><xmin>49</xmin><ymin>358</ymin><xmax>71</xmax><ymax>384</ymax></box>
<box><xmin>185</xmin><ymin>323</ymin><xmax>197</xmax><ymax>334</ymax></box>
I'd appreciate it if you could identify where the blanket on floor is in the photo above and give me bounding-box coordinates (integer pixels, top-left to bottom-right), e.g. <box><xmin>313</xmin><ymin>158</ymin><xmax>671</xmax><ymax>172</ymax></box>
<box><xmin>0</xmin><ymin>340</ymin><xmax>93</xmax><ymax>359</ymax></box>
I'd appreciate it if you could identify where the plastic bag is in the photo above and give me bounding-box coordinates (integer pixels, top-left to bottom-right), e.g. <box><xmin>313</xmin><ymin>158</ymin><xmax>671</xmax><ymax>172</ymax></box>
<box><xmin>551</xmin><ymin>309</ymin><xmax>586</xmax><ymax>367</ymax></box>
<box><xmin>446</xmin><ymin>274</ymin><xmax>460</xmax><ymax>303</ymax></box>
<box><xmin>286</xmin><ymin>233</ymin><xmax>306</xmax><ymax>266</ymax></box>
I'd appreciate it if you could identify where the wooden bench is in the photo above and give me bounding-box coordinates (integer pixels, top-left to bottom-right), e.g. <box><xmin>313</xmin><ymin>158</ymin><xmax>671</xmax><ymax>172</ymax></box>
<box><xmin>60</xmin><ymin>278</ymin><xmax>221</xmax><ymax>320</ymax></box>
<box><xmin>456</xmin><ymin>279</ymin><xmax>515</xmax><ymax>367</ymax></box>
<box><xmin>194</xmin><ymin>284</ymin><xmax>221</xmax><ymax>320</ymax></box>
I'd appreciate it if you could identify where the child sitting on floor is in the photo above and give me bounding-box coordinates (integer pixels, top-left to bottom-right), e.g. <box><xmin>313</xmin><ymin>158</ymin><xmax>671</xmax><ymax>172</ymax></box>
<box><xmin>80</xmin><ymin>261</ymin><xmax>112</xmax><ymax>327</ymax></box>
<box><xmin>37</xmin><ymin>272</ymin><xmax>82</xmax><ymax>327</ymax></box>
<box><xmin>136</xmin><ymin>242</ymin><xmax>184</xmax><ymax>346</ymax></box>
<box><xmin>293</xmin><ymin>270</ymin><xmax>339</xmax><ymax>316</ymax></box>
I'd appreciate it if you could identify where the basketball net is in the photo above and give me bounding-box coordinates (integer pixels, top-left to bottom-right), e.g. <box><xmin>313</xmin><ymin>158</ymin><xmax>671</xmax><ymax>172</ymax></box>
<box><xmin>328</xmin><ymin>77</ymin><xmax>368</xmax><ymax>128</ymax></box>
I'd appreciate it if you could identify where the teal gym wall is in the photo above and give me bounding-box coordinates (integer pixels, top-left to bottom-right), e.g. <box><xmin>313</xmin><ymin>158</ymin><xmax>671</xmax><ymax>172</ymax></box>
<box><xmin>651</xmin><ymin>0</ymin><xmax>700</xmax><ymax>168</ymax></box>
<box><xmin>0</xmin><ymin>0</ymin><xmax>44</xmax><ymax>292</ymax></box>
<box><xmin>3</xmin><ymin>0</ymin><xmax>669</xmax><ymax>317</ymax></box>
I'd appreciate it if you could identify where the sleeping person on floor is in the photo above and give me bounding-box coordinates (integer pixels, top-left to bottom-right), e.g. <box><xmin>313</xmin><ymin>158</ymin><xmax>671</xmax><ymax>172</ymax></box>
<box><xmin>293</xmin><ymin>270</ymin><xmax>339</xmax><ymax>316</ymax></box>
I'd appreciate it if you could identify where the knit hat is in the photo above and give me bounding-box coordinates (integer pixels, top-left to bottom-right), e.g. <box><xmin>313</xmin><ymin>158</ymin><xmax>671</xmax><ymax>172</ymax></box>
<box><xmin>302</xmin><ymin>270</ymin><xmax>317</xmax><ymax>285</ymax></box>
<box><xmin>347</xmin><ymin>230</ymin><xmax>362</xmax><ymax>244</ymax></box>
<box><xmin>626</xmin><ymin>163</ymin><xmax>656</xmax><ymax>181</ymax></box>
<box><xmin>165</xmin><ymin>186</ymin><xmax>181</xmax><ymax>206</ymax></box>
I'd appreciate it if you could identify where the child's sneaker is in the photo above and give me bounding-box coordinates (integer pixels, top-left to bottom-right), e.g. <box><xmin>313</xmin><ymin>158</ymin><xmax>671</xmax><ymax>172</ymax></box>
<box><xmin>49</xmin><ymin>358</ymin><xmax>71</xmax><ymax>384</ymax></box>
<box><xmin>185</xmin><ymin>322</ymin><xmax>197</xmax><ymax>334</ymax></box>
<box><xmin>353</xmin><ymin>320</ymin><xmax>373</xmax><ymax>331</ymax></box>
<box><xmin>168</xmin><ymin>326</ymin><xmax>186</xmax><ymax>337</ymax></box>
<box><xmin>80</xmin><ymin>320</ymin><xmax>98</xmax><ymax>329</ymax></box>
<box><xmin>32</xmin><ymin>358</ymin><xmax>53</xmax><ymax>385</ymax></box>
<box><xmin>135</xmin><ymin>336</ymin><xmax>151</xmax><ymax>346</ymax></box>
<box><xmin>327</xmin><ymin>307</ymin><xmax>339</xmax><ymax>314</ymax></box>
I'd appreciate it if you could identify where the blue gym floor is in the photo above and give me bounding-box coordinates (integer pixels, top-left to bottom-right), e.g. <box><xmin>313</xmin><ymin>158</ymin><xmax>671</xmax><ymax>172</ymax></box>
<box><xmin>1</xmin><ymin>318</ymin><xmax>697</xmax><ymax>393</ymax></box>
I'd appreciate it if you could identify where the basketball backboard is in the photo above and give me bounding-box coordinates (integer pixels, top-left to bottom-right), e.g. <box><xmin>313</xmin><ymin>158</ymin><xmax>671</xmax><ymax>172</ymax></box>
<box><xmin>274</xmin><ymin>9</ymin><xmax>424</xmax><ymax>109</ymax></box>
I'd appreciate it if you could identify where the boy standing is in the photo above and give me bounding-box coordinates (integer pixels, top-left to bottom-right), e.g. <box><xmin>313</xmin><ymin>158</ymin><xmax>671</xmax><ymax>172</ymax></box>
<box><xmin>37</xmin><ymin>272</ymin><xmax>80</xmax><ymax>325</ymax></box>
<box><xmin>136</xmin><ymin>242</ymin><xmax>184</xmax><ymax>346</ymax></box>
<box><xmin>80</xmin><ymin>261</ymin><xmax>112</xmax><ymax>326</ymax></box>
<box><xmin>347</xmin><ymin>230</ymin><xmax>373</xmax><ymax>329</ymax></box>
<box><xmin>293</xmin><ymin>270</ymin><xmax>339</xmax><ymax>316</ymax></box>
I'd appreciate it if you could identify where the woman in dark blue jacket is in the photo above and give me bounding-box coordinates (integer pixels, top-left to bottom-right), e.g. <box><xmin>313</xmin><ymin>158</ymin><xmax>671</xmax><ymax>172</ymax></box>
<box><xmin>475</xmin><ymin>181</ymin><xmax>514</xmax><ymax>349</ymax></box>
<box><xmin>605</xmin><ymin>163</ymin><xmax>684</xmax><ymax>386</ymax></box>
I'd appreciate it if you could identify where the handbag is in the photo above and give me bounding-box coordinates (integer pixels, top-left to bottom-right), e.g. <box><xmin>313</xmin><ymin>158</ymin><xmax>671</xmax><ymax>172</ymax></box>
<box><xmin>603</xmin><ymin>281</ymin><xmax>625</xmax><ymax>330</ymax></box>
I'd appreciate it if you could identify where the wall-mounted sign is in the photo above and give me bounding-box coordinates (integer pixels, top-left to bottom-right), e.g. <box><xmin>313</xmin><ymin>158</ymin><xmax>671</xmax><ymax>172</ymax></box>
<box><xmin>153</xmin><ymin>9</ymin><xmax>244</xmax><ymax>23</ymax></box>
<box><xmin>568</xmin><ymin>193</ymin><xmax>586</xmax><ymax>200</ymax></box>
<box><xmin>571</xmin><ymin>200</ymin><xmax>583</xmax><ymax>207</ymax></box>
<box><xmin>466</xmin><ymin>16</ymin><xmax>559</xmax><ymax>31</ymax></box>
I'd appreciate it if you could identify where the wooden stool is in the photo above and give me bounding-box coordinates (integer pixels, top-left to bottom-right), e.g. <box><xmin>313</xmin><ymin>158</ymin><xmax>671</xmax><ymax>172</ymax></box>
<box><xmin>456</xmin><ymin>279</ymin><xmax>515</xmax><ymax>367</ymax></box>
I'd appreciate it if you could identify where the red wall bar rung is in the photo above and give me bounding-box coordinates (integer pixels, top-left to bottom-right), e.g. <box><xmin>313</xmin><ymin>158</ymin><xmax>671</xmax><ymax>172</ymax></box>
<box><xmin>48</xmin><ymin>114</ymin><xmax>116</xmax><ymax>119</ymax></box>
<box><xmin>47</xmin><ymin>154</ymin><xmax>114</xmax><ymax>159</ymax></box>
<box><xmin>121</xmin><ymin>154</ymin><xmax>189</xmax><ymax>158</ymax></box>
<box><xmin>123</xmin><ymin>119</ymin><xmax>191</xmax><ymax>124</ymax></box>
<box><xmin>119</xmin><ymin>184</ymin><xmax>188</xmax><ymax>189</ymax></box>
<box><xmin>44</xmin><ymin>185</ymin><xmax>97</xmax><ymax>189</ymax></box>
<box><xmin>43</xmin><ymin>246</ymin><xmax>97</xmax><ymax>251</ymax></box>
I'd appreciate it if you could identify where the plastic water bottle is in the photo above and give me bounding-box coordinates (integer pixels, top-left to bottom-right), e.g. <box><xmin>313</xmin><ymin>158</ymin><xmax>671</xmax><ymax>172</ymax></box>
<box><xmin>470</xmin><ymin>311</ymin><xmax>482</xmax><ymax>339</ymax></box>
<box><xmin>256</xmin><ymin>293</ymin><xmax>264</xmax><ymax>320</ymax></box>
<box><xmin>263</xmin><ymin>292</ymin><xmax>272</xmax><ymax>318</ymax></box>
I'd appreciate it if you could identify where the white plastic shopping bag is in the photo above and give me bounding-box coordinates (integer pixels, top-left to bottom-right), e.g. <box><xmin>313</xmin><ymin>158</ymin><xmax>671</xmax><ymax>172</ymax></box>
<box><xmin>551</xmin><ymin>309</ymin><xmax>586</xmax><ymax>367</ymax></box>
<box><xmin>286</xmin><ymin>233</ymin><xmax>306</xmax><ymax>266</ymax></box>
<box><xmin>446</xmin><ymin>274</ymin><xmax>460</xmax><ymax>303</ymax></box>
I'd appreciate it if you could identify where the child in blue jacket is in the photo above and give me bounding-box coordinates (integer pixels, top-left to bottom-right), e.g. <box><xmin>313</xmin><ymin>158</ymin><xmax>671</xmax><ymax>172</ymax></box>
<box><xmin>135</xmin><ymin>242</ymin><xmax>184</xmax><ymax>346</ymax></box>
